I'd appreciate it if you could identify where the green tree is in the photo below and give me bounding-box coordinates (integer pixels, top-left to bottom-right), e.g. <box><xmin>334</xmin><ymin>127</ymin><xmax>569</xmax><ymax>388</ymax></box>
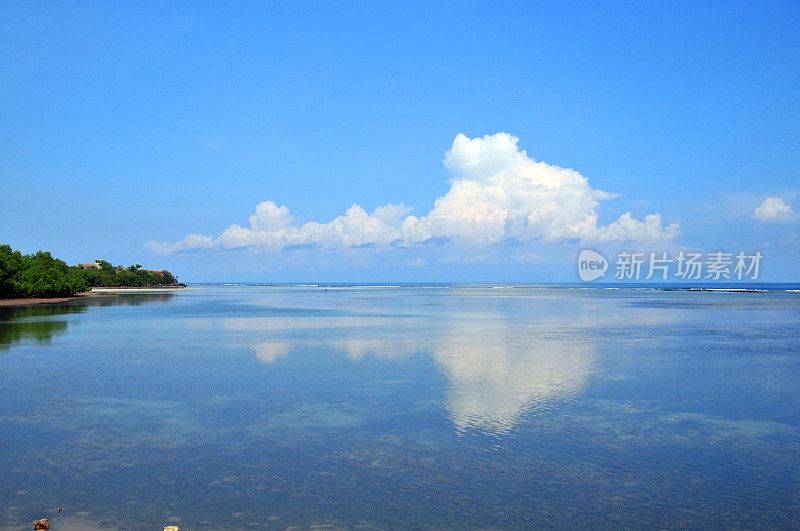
<box><xmin>0</xmin><ymin>246</ymin><xmax>89</xmax><ymax>298</ymax></box>
<box><xmin>0</xmin><ymin>245</ymin><xmax>24</xmax><ymax>298</ymax></box>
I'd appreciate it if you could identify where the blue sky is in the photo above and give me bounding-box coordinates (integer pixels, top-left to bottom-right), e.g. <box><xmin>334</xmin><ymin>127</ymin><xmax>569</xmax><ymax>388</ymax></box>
<box><xmin>1</xmin><ymin>1</ymin><xmax>799</xmax><ymax>282</ymax></box>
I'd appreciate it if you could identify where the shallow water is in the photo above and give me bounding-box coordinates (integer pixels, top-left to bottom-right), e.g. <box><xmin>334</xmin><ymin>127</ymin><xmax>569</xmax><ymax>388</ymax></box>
<box><xmin>1</xmin><ymin>286</ymin><xmax>799</xmax><ymax>529</ymax></box>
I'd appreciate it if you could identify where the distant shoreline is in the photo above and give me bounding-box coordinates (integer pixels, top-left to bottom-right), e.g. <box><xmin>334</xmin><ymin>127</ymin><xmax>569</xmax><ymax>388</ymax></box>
<box><xmin>191</xmin><ymin>283</ymin><xmax>800</xmax><ymax>293</ymax></box>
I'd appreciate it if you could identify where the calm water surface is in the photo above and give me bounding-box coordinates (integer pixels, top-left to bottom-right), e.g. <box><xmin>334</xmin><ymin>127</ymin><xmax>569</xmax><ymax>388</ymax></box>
<box><xmin>1</xmin><ymin>286</ymin><xmax>799</xmax><ymax>529</ymax></box>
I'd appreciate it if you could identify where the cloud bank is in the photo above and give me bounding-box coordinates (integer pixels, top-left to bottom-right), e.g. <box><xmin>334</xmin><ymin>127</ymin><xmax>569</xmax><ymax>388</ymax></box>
<box><xmin>146</xmin><ymin>133</ymin><xmax>679</xmax><ymax>254</ymax></box>
<box><xmin>753</xmin><ymin>197</ymin><xmax>797</xmax><ymax>223</ymax></box>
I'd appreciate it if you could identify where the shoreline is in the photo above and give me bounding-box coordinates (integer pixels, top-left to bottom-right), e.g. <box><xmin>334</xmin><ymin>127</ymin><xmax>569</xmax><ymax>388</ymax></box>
<box><xmin>89</xmin><ymin>285</ymin><xmax>188</xmax><ymax>292</ymax></box>
<box><xmin>1</xmin><ymin>284</ymin><xmax>795</xmax><ymax>307</ymax></box>
<box><xmin>0</xmin><ymin>294</ymin><xmax>92</xmax><ymax>307</ymax></box>
<box><xmin>0</xmin><ymin>285</ymin><xmax>188</xmax><ymax>307</ymax></box>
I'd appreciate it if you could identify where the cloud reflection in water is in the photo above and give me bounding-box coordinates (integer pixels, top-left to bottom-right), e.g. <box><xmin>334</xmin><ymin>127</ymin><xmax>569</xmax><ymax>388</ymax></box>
<box><xmin>432</xmin><ymin>326</ymin><xmax>593</xmax><ymax>434</ymax></box>
<box><xmin>228</xmin><ymin>314</ymin><xmax>595</xmax><ymax>436</ymax></box>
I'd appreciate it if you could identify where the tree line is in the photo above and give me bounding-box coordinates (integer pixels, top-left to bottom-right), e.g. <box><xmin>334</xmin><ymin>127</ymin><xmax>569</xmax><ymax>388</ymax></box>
<box><xmin>0</xmin><ymin>244</ymin><xmax>180</xmax><ymax>298</ymax></box>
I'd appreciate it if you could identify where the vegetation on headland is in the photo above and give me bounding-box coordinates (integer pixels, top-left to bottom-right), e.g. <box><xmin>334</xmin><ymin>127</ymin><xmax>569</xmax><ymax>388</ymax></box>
<box><xmin>77</xmin><ymin>259</ymin><xmax>179</xmax><ymax>288</ymax></box>
<box><xmin>0</xmin><ymin>244</ymin><xmax>181</xmax><ymax>299</ymax></box>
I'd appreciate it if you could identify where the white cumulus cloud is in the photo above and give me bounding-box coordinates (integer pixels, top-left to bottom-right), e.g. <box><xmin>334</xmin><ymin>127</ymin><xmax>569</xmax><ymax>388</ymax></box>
<box><xmin>146</xmin><ymin>133</ymin><xmax>679</xmax><ymax>254</ymax></box>
<box><xmin>753</xmin><ymin>197</ymin><xmax>796</xmax><ymax>223</ymax></box>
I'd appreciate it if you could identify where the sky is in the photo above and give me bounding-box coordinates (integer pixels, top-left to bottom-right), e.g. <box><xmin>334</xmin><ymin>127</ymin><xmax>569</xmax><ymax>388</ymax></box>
<box><xmin>1</xmin><ymin>1</ymin><xmax>799</xmax><ymax>283</ymax></box>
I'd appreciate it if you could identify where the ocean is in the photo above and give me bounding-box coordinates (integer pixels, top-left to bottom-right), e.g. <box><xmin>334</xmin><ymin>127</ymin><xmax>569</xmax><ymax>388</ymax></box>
<box><xmin>1</xmin><ymin>285</ymin><xmax>799</xmax><ymax>528</ymax></box>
